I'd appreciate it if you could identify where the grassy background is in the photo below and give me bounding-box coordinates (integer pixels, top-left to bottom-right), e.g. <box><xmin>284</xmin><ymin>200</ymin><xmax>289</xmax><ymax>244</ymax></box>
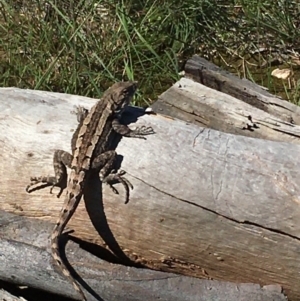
<box><xmin>1</xmin><ymin>0</ymin><xmax>300</xmax><ymax>105</ymax></box>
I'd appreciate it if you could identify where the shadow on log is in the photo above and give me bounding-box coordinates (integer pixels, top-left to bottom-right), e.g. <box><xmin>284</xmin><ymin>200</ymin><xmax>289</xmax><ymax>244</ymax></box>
<box><xmin>0</xmin><ymin>60</ymin><xmax>298</xmax><ymax>300</ymax></box>
<box><xmin>0</xmin><ymin>210</ymin><xmax>285</xmax><ymax>301</ymax></box>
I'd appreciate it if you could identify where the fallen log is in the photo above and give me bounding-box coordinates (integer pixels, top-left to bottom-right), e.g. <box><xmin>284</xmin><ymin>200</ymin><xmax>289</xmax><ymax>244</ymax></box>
<box><xmin>0</xmin><ymin>84</ymin><xmax>299</xmax><ymax>300</ymax></box>
<box><xmin>184</xmin><ymin>55</ymin><xmax>300</xmax><ymax>126</ymax></box>
<box><xmin>0</xmin><ymin>210</ymin><xmax>286</xmax><ymax>301</ymax></box>
<box><xmin>152</xmin><ymin>76</ymin><xmax>300</xmax><ymax>143</ymax></box>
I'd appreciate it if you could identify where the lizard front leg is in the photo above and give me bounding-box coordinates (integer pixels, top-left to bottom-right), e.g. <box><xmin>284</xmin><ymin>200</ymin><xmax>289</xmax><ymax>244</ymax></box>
<box><xmin>112</xmin><ymin>118</ymin><xmax>155</xmax><ymax>139</ymax></box>
<box><xmin>91</xmin><ymin>150</ymin><xmax>133</xmax><ymax>204</ymax></box>
<box><xmin>26</xmin><ymin>150</ymin><xmax>72</xmax><ymax>197</ymax></box>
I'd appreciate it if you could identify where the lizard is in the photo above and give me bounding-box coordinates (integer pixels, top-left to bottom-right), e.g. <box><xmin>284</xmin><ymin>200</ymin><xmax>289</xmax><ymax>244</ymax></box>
<box><xmin>25</xmin><ymin>81</ymin><xmax>155</xmax><ymax>300</ymax></box>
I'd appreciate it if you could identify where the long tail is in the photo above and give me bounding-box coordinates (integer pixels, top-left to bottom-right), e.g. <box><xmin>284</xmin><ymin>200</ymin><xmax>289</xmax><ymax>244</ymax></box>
<box><xmin>51</xmin><ymin>192</ymin><xmax>87</xmax><ymax>301</ymax></box>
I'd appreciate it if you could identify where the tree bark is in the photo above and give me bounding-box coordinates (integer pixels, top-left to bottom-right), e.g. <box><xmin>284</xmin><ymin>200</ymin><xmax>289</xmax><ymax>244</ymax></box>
<box><xmin>0</xmin><ymin>82</ymin><xmax>299</xmax><ymax>300</ymax></box>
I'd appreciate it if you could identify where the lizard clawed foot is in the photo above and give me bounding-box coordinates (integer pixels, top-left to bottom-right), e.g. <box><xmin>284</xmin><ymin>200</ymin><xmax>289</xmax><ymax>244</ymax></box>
<box><xmin>50</xmin><ymin>185</ymin><xmax>64</xmax><ymax>198</ymax></box>
<box><xmin>25</xmin><ymin>176</ymin><xmax>46</xmax><ymax>192</ymax></box>
<box><xmin>132</xmin><ymin>126</ymin><xmax>155</xmax><ymax>139</ymax></box>
<box><xmin>26</xmin><ymin>176</ymin><xmax>65</xmax><ymax>198</ymax></box>
<box><xmin>71</xmin><ymin>105</ymin><xmax>89</xmax><ymax>123</ymax></box>
<box><xmin>102</xmin><ymin>170</ymin><xmax>133</xmax><ymax>204</ymax></box>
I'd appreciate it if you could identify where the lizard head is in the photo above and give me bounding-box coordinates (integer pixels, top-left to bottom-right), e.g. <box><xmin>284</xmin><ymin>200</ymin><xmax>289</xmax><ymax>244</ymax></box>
<box><xmin>106</xmin><ymin>81</ymin><xmax>138</xmax><ymax>113</ymax></box>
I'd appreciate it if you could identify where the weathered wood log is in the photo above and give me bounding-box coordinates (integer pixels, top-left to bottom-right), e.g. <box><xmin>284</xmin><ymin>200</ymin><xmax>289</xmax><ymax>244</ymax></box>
<box><xmin>0</xmin><ymin>86</ymin><xmax>300</xmax><ymax>299</ymax></box>
<box><xmin>152</xmin><ymin>77</ymin><xmax>300</xmax><ymax>143</ymax></box>
<box><xmin>0</xmin><ymin>210</ymin><xmax>286</xmax><ymax>301</ymax></box>
<box><xmin>184</xmin><ymin>55</ymin><xmax>300</xmax><ymax>125</ymax></box>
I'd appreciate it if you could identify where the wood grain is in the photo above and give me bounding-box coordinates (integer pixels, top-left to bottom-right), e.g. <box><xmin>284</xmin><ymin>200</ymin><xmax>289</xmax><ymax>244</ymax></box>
<box><xmin>0</xmin><ymin>210</ymin><xmax>287</xmax><ymax>301</ymax></box>
<box><xmin>153</xmin><ymin>77</ymin><xmax>300</xmax><ymax>143</ymax></box>
<box><xmin>0</xmin><ymin>86</ymin><xmax>299</xmax><ymax>299</ymax></box>
<box><xmin>184</xmin><ymin>55</ymin><xmax>300</xmax><ymax>125</ymax></box>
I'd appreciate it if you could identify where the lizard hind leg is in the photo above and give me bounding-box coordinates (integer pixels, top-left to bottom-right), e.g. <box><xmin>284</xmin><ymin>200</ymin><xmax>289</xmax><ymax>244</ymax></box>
<box><xmin>26</xmin><ymin>150</ymin><xmax>73</xmax><ymax>197</ymax></box>
<box><xmin>91</xmin><ymin>150</ymin><xmax>133</xmax><ymax>204</ymax></box>
<box><xmin>102</xmin><ymin>170</ymin><xmax>133</xmax><ymax>204</ymax></box>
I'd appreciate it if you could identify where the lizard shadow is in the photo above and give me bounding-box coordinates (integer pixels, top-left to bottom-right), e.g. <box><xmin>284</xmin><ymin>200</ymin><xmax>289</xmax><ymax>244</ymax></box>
<box><xmin>61</xmin><ymin>159</ymin><xmax>135</xmax><ymax>301</ymax></box>
<box><xmin>120</xmin><ymin>106</ymin><xmax>153</xmax><ymax>126</ymax></box>
<box><xmin>108</xmin><ymin>106</ymin><xmax>154</xmax><ymax>152</ymax></box>
<box><xmin>58</xmin><ymin>236</ymin><xmax>105</xmax><ymax>301</ymax></box>
<box><xmin>68</xmin><ymin>107</ymin><xmax>152</xmax><ymax>299</ymax></box>
<box><xmin>79</xmin><ymin>107</ymin><xmax>152</xmax><ymax>264</ymax></box>
<box><xmin>82</xmin><ymin>169</ymin><xmax>141</xmax><ymax>266</ymax></box>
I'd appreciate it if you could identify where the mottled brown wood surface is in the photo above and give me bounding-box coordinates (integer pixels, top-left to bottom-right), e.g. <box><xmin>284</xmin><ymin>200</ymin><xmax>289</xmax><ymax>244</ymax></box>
<box><xmin>0</xmin><ymin>87</ymin><xmax>299</xmax><ymax>299</ymax></box>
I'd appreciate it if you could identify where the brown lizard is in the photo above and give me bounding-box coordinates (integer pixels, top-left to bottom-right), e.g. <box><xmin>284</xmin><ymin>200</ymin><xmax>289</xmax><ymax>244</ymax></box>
<box><xmin>26</xmin><ymin>81</ymin><xmax>154</xmax><ymax>300</ymax></box>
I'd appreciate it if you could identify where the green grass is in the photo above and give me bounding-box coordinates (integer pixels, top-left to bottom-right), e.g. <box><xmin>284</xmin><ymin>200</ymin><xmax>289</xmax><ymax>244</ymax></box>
<box><xmin>1</xmin><ymin>0</ymin><xmax>300</xmax><ymax>105</ymax></box>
